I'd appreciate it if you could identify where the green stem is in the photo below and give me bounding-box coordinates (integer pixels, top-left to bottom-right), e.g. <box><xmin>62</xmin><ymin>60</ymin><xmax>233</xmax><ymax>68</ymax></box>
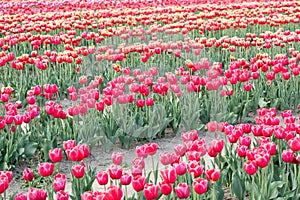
<box><xmin>252</xmin><ymin>175</ymin><xmax>255</xmax><ymax>200</ymax></box>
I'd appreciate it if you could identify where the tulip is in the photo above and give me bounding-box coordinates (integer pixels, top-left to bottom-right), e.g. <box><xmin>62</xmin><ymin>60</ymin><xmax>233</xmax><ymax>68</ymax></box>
<box><xmin>193</xmin><ymin>178</ymin><xmax>208</xmax><ymax>194</ymax></box>
<box><xmin>288</xmin><ymin>137</ymin><xmax>300</xmax><ymax>152</ymax></box>
<box><xmin>131</xmin><ymin>164</ymin><xmax>143</xmax><ymax>177</ymax></box>
<box><xmin>144</xmin><ymin>183</ymin><xmax>158</xmax><ymax>200</ymax></box>
<box><xmin>236</xmin><ymin>145</ymin><xmax>248</xmax><ymax>157</ymax></box>
<box><xmin>243</xmin><ymin>160</ymin><xmax>257</xmax><ymax>175</ymax></box>
<box><xmin>159</xmin><ymin>181</ymin><xmax>172</xmax><ymax>195</ymax></box>
<box><xmin>160</xmin><ymin>167</ymin><xmax>177</xmax><ymax>184</ymax></box>
<box><xmin>160</xmin><ymin>152</ymin><xmax>173</xmax><ymax>165</ymax></box>
<box><xmin>145</xmin><ymin>143</ymin><xmax>158</xmax><ymax>155</ymax></box>
<box><xmin>96</xmin><ymin>171</ymin><xmax>109</xmax><ymax>185</ymax></box>
<box><xmin>136</xmin><ymin>145</ymin><xmax>148</xmax><ymax>158</ymax></box>
<box><xmin>63</xmin><ymin>140</ymin><xmax>76</xmax><ymax>151</ymax></box>
<box><xmin>120</xmin><ymin>173</ymin><xmax>132</xmax><ymax>185</ymax></box>
<box><xmin>282</xmin><ymin>149</ymin><xmax>294</xmax><ymax>163</ymax></box>
<box><xmin>205</xmin><ymin>169</ymin><xmax>220</xmax><ymax>182</ymax></box>
<box><xmin>239</xmin><ymin>136</ymin><xmax>251</xmax><ymax>146</ymax></box>
<box><xmin>38</xmin><ymin>163</ymin><xmax>54</xmax><ymax>177</ymax></box>
<box><xmin>78</xmin><ymin>144</ymin><xmax>90</xmax><ymax>159</ymax></box>
<box><xmin>14</xmin><ymin>193</ymin><xmax>27</xmax><ymax>200</ymax></box>
<box><xmin>206</xmin><ymin>121</ymin><xmax>218</xmax><ymax>132</ymax></box>
<box><xmin>56</xmin><ymin>190</ymin><xmax>69</xmax><ymax>200</ymax></box>
<box><xmin>66</xmin><ymin>146</ymin><xmax>85</xmax><ymax>162</ymax></box>
<box><xmin>81</xmin><ymin>191</ymin><xmax>95</xmax><ymax>200</ymax></box>
<box><xmin>174</xmin><ymin>144</ymin><xmax>186</xmax><ymax>157</ymax></box>
<box><xmin>181</xmin><ymin>130</ymin><xmax>199</xmax><ymax>143</ymax></box>
<box><xmin>49</xmin><ymin>148</ymin><xmax>62</xmax><ymax>163</ymax></box>
<box><xmin>107</xmin><ymin>185</ymin><xmax>123</xmax><ymax>200</ymax></box>
<box><xmin>132</xmin><ymin>175</ymin><xmax>146</xmax><ymax>192</ymax></box>
<box><xmin>136</xmin><ymin>99</ymin><xmax>145</xmax><ymax>108</ymax></box>
<box><xmin>72</xmin><ymin>164</ymin><xmax>85</xmax><ymax>179</ymax></box>
<box><xmin>175</xmin><ymin>183</ymin><xmax>190</xmax><ymax>199</ymax></box>
<box><xmin>145</xmin><ymin>98</ymin><xmax>154</xmax><ymax>106</ymax></box>
<box><xmin>0</xmin><ymin>175</ymin><xmax>8</xmax><ymax>194</ymax></box>
<box><xmin>112</xmin><ymin>152</ymin><xmax>123</xmax><ymax>165</ymax></box>
<box><xmin>53</xmin><ymin>174</ymin><xmax>66</xmax><ymax>191</ymax></box>
<box><xmin>23</xmin><ymin>168</ymin><xmax>34</xmax><ymax>182</ymax></box>
<box><xmin>187</xmin><ymin>160</ymin><xmax>204</xmax><ymax>178</ymax></box>
<box><xmin>173</xmin><ymin>162</ymin><xmax>187</xmax><ymax>176</ymax></box>
<box><xmin>108</xmin><ymin>165</ymin><xmax>122</xmax><ymax>180</ymax></box>
<box><xmin>28</xmin><ymin>188</ymin><xmax>47</xmax><ymax>200</ymax></box>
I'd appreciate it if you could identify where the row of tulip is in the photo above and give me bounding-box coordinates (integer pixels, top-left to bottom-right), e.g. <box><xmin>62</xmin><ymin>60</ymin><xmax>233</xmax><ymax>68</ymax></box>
<box><xmin>1</xmin><ymin>106</ymin><xmax>300</xmax><ymax>199</ymax></box>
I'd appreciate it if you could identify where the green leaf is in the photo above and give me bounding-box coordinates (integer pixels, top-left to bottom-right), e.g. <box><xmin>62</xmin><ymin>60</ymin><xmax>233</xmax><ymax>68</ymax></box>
<box><xmin>214</xmin><ymin>181</ymin><xmax>224</xmax><ymax>200</ymax></box>
<box><xmin>258</xmin><ymin>98</ymin><xmax>269</xmax><ymax>108</ymax></box>
<box><xmin>24</xmin><ymin>142</ymin><xmax>38</xmax><ymax>157</ymax></box>
<box><xmin>231</xmin><ymin>172</ymin><xmax>245</xmax><ymax>200</ymax></box>
<box><xmin>268</xmin><ymin>181</ymin><xmax>285</xmax><ymax>199</ymax></box>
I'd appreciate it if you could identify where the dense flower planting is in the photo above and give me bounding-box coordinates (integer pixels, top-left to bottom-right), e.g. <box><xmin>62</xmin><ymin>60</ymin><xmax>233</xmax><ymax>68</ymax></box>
<box><xmin>0</xmin><ymin>0</ymin><xmax>300</xmax><ymax>199</ymax></box>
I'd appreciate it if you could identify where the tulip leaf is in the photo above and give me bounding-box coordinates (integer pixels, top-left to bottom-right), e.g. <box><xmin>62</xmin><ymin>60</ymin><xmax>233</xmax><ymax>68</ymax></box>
<box><xmin>214</xmin><ymin>181</ymin><xmax>224</xmax><ymax>200</ymax></box>
<box><xmin>269</xmin><ymin>181</ymin><xmax>285</xmax><ymax>199</ymax></box>
<box><xmin>231</xmin><ymin>172</ymin><xmax>245</xmax><ymax>200</ymax></box>
<box><xmin>258</xmin><ymin>98</ymin><xmax>269</xmax><ymax>108</ymax></box>
<box><xmin>24</xmin><ymin>142</ymin><xmax>38</xmax><ymax>157</ymax></box>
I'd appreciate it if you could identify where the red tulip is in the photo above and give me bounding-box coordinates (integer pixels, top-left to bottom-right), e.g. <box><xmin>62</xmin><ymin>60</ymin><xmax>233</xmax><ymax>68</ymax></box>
<box><xmin>136</xmin><ymin>99</ymin><xmax>145</xmax><ymax>108</ymax></box>
<box><xmin>173</xmin><ymin>162</ymin><xmax>187</xmax><ymax>176</ymax></box>
<box><xmin>243</xmin><ymin>83</ymin><xmax>252</xmax><ymax>91</ymax></box>
<box><xmin>56</xmin><ymin>190</ymin><xmax>69</xmax><ymax>200</ymax></box>
<box><xmin>28</xmin><ymin>188</ymin><xmax>47</xmax><ymax>200</ymax></box>
<box><xmin>0</xmin><ymin>175</ymin><xmax>9</xmax><ymax>194</ymax></box>
<box><xmin>81</xmin><ymin>191</ymin><xmax>95</xmax><ymax>200</ymax></box>
<box><xmin>14</xmin><ymin>193</ymin><xmax>27</xmax><ymax>200</ymax></box>
<box><xmin>26</xmin><ymin>96</ymin><xmax>36</xmax><ymax>104</ymax></box>
<box><xmin>132</xmin><ymin>175</ymin><xmax>146</xmax><ymax>192</ymax></box>
<box><xmin>96</xmin><ymin>101</ymin><xmax>105</xmax><ymax>111</ymax></box>
<box><xmin>72</xmin><ymin>164</ymin><xmax>85</xmax><ymax>179</ymax></box>
<box><xmin>206</xmin><ymin>121</ymin><xmax>218</xmax><ymax>132</ymax></box>
<box><xmin>96</xmin><ymin>171</ymin><xmax>109</xmax><ymax>185</ymax></box>
<box><xmin>243</xmin><ymin>160</ymin><xmax>257</xmax><ymax>175</ymax></box>
<box><xmin>66</xmin><ymin>146</ymin><xmax>85</xmax><ymax>162</ymax></box>
<box><xmin>282</xmin><ymin>149</ymin><xmax>294</xmax><ymax>163</ymax></box>
<box><xmin>144</xmin><ymin>183</ymin><xmax>158</xmax><ymax>200</ymax></box>
<box><xmin>181</xmin><ymin>130</ymin><xmax>198</xmax><ymax>143</ymax></box>
<box><xmin>120</xmin><ymin>173</ymin><xmax>132</xmax><ymax>185</ymax></box>
<box><xmin>38</xmin><ymin>163</ymin><xmax>54</xmax><ymax>177</ymax></box>
<box><xmin>288</xmin><ymin>137</ymin><xmax>300</xmax><ymax>152</ymax></box>
<box><xmin>53</xmin><ymin>173</ymin><xmax>66</xmax><ymax>191</ymax></box>
<box><xmin>112</xmin><ymin>152</ymin><xmax>123</xmax><ymax>165</ymax></box>
<box><xmin>236</xmin><ymin>145</ymin><xmax>248</xmax><ymax>157</ymax></box>
<box><xmin>187</xmin><ymin>160</ymin><xmax>204</xmax><ymax>178</ymax></box>
<box><xmin>174</xmin><ymin>144</ymin><xmax>186</xmax><ymax>157</ymax></box>
<box><xmin>145</xmin><ymin>143</ymin><xmax>158</xmax><ymax>155</ymax></box>
<box><xmin>49</xmin><ymin>148</ymin><xmax>62</xmax><ymax>163</ymax></box>
<box><xmin>205</xmin><ymin>169</ymin><xmax>220</xmax><ymax>182</ymax></box>
<box><xmin>78</xmin><ymin>144</ymin><xmax>90</xmax><ymax>159</ymax></box>
<box><xmin>107</xmin><ymin>185</ymin><xmax>123</xmax><ymax>200</ymax></box>
<box><xmin>132</xmin><ymin>157</ymin><xmax>145</xmax><ymax>168</ymax></box>
<box><xmin>175</xmin><ymin>183</ymin><xmax>190</xmax><ymax>199</ymax></box>
<box><xmin>108</xmin><ymin>165</ymin><xmax>122</xmax><ymax>180</ymax></box>
<box><xmin>239</xmin><ymin>136</ymin><xmax>251</xmax><ymax>146</ymax></box>
<box><xmin>136</xmin><ymin>145</ymin><xmax>148</xmax><ymax>158</ymax></box>
<box><xmin>160</xmin><ymin>167</ymin><xmax>177</xmax><ymax>184</ymax></box>
<box><xmin>159</xmin><ymin>181</ymin><xmax>172</xmax><ymax>195</ymax></box>
<box><xmin>63</xmin><ymin>140</ymin><xmax>76</xmax><ymax>151</ymax></box>
<box><xmin>160</xmin><ymin>152</ymin><xmax>173</xmax><ymax>165</ymax></box>
<box><xmin>145</xmin><ymin>98</ymin><xmax>154</xmax><ymax>106</ymax></box>
<box><xmin>0</xmin><ymin>171</ymin><xmax>12</xmax><ymax>183</ymax></box>
<box><xmin>23</xmin><ymin>168</ymin><xmax>34</xmax><ymax>182</ymax></box>
<box><xmin>193</xmin><ymin>178</ymin><xmax>208</xmax><ymax>194</ymax></box>
<box><xmin>131</xmin><ymin>164</ymin><xmax>143</xmax><ymax>177</ymax></box>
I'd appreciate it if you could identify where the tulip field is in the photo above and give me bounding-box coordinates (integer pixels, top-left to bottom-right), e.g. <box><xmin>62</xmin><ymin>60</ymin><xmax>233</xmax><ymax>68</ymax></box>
<box><xmin>1</xmin><ymin>0</ymin><xmax>300</xmax><ymax>199</ymax></box>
